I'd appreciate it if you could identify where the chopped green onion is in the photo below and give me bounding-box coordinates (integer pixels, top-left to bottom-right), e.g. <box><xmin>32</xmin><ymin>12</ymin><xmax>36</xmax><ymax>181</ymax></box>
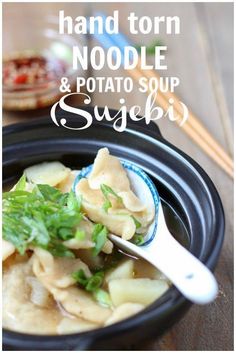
<box><xmin>102</xmin><ymin>199</ymin><xmax>112</xmax><ymax>213</ymax></box>
<box><xmin>133</xmin><ymin>234</ymin><xmax>145</xmax><ymax>246</ymax></box>
<box><xmin>37</xmin><ymin>184</ymin><xmax>68</xmax><ymax>205</ymax></box>
<box><xmin>131</xmin><ymin>216</ymin><xmax>142</xmax><ymax>229</ymax></box>
<box><xmin>100</xmin><ymin>184</ymin><xmax>122</xmax><ymax>212</ymax></box>
<box><xmin>14</xmin><ymin>174</ymin><xmax>26</xmax><ymax>191</ymax></box>
<box><xmin>86</xmin><ymin>271</ymin><xmax>104</xmax><ymax>291</ymax></box>
<box><xmin>92</xmin><ymin>223</ymin><xmax>108</xmax><ymax>256</ymax></box>
<box><xmin>75</xmin><ymin>229</ymin><xmax>86</xmax><ymax>240</ymax></box>
<box><xmin>58</xmin><ymin>227</ymin><xmax>74</xmax><ymax>240</ymax></box>
<box><xmin>72</xmin><ymin>269</ymin><xmax>89</xmax><ymax>286</ymax></box>
<box><xmin>3</xmin><ymin>184</ymin><xmax>82</xmax><ymax>258</ymax></box>
<box><xmin>67</xmin><ymin>191</ymin><xmax>82</xmax><ymax>212</ymax></box>
<box><xmin>72</xmin><ymin>269</ymin><xmax>105</xmax><ymax>292</ymax></box>
<box><xmin>48</xmin><ymin>242</ymin><xmax>75</xmax><ymax>258</ymax></box>
<box><xmin>93</xmin><ymin>289</ymin><xmax>112</xmax><ymax>308</ymax></box>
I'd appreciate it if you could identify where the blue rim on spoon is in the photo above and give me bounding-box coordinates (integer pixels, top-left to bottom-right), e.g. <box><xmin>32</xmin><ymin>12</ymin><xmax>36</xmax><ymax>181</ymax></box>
<box><xmin>72</xmin><ymin>160</ymin><xmax>160</xmax><ymax>247</ymax></box>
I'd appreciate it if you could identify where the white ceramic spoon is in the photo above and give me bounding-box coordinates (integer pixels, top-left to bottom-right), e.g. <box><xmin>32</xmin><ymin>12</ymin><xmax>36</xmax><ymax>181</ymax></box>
<box><xmin>73</xmin><ymin>160</ymin><xmax>218</xmax><ymax>305</ymax></box>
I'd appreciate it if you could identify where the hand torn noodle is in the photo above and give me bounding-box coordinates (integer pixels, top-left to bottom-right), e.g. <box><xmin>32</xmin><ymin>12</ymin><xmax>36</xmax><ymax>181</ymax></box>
<box><xmin>33</xmin><ymin>248</ymin><xmax>112</xmax><ymax>324</ymax></box>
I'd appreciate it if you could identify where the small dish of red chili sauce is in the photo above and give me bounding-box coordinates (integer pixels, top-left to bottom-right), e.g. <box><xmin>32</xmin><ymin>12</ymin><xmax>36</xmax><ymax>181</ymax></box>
<box><xmin>3</xmin><ymin>51</ymin><xmax>75</xmax><ymax>110</ymax></box>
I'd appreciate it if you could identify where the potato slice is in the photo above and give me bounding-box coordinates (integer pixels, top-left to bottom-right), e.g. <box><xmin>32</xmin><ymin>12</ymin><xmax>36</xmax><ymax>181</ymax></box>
<box><xmin>105</xmin><ymin>260</ymin><xmax>134</xmax><ymax>283</ymax></box>
<box><xmin>134</xmin><ymin>260</ymin><xmax>168</xmax><ymax>281</ymax></box>
<box><xmin>24</xmin><ymin>162</ymin><xmax>70</xmax><ymax>186</ymax></box>
<box><xmin>57</xmin><ymin>171</ymin><xmax>77</xmax><ymax>193</ymax></box>
<box><xmin>105</xmin><ymin>302</ymin><xmax>144</xmax><ymax>325</ymax></box>
<box><xmin>108</xmin><ymin>278</ymin><xmax>169</xmax><ymax>306</ymax></box>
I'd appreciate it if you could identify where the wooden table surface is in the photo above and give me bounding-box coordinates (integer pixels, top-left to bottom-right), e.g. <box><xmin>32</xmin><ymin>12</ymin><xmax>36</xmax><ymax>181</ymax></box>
<box><xmin>3</xmin><ymin>3</ymin><xmax>233</xmax><ymax>351</ymax></box>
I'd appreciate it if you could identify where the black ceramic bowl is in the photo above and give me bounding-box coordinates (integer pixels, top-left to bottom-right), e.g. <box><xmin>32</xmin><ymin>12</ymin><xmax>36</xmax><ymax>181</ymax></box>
<box><xmin>3</xmin><ymin>107</ymin><xmax>224</xmax><ymax>351</ymax></box>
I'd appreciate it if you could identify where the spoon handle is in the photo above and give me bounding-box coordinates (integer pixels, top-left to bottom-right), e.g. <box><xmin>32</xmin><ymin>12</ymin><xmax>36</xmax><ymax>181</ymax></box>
<box><xmin>146</xmin><ymin>233</ymin><xmax>218</xmax><ymax>304</ymax></box>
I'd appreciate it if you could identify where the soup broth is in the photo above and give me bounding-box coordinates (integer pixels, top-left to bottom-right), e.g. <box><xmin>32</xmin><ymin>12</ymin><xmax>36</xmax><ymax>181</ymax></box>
<box><xmin>3</xmin><ymin>148</ymin><xmax>188</xmax><ymax>335</ymax></box>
